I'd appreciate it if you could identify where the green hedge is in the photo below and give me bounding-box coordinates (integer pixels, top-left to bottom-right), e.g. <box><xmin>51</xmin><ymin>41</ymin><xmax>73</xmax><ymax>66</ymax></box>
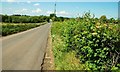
<box><xmin>2</xmin><ymin>23</ymin><xmax>44</xmax><ymax>36</ymax></box>
<box><xmin>52</xmin><ymin>13</ymin><xmax>120</xmax><ymax>70</ymax></box>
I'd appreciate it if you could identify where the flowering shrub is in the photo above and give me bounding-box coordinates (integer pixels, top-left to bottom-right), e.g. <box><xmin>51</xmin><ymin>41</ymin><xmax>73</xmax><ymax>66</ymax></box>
<box><xmin>63</xmin><ymin>15</ymin><xmax>120</xmax><ymax>70</ymax></box>
<box><xmin>52</xmin><ymin>12</ymin><xmax>120</xmax><ymax>70</ymax></box>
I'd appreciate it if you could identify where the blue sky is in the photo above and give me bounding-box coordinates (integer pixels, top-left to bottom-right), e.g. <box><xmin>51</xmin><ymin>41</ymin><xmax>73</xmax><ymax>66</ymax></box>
<box><xmin>1</xmin><ymin>2</ymin><xmax>119</xmax><ymax>19</ymax></box>
<box><xmin>1</xmin><ymin>0</ymin><xmax>120</xmax><ymax>2</ymax></box>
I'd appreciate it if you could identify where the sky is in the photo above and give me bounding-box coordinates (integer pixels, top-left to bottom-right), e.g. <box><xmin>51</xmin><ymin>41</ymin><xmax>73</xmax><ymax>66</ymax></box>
<box><xmin>1</xmin><ymin>0</ymin><xmax>120</xmax><ymax>2</ymax></box>
<box><xmin>0</xmin><ymin>1</ymin><xmax>119</xmax><ymax>19</ymax></box>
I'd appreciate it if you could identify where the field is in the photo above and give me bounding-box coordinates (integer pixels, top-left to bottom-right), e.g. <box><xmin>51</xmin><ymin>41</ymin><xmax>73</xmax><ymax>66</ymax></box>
<box><xmin>1</xmin><ymin>23</ymin><xmax>46</xmax><ymax>36</ymax></box>
<box><xmin>51</xmin><ymin>13</ymin><xmax>120</xmax><ymax>70</ymax></box>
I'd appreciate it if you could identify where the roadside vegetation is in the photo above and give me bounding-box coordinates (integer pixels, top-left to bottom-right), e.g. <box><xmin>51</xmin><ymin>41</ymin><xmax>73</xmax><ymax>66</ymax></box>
<box><xmin>0</xmin><ymin>14</ymin><xmax>70</xmax><ymax>36</ymax></box>
<box><xmin>1</xmin><ymin>12</ymin><xmax>120</xmax><ymax>71</ymax></box>
<box><xmin>1</xmin><ymin>23</ymin><xmax>46</xmax><ymax>36</ymax></box>
<box><xmin>51</xmin><ymin>12</ymin><xmax>120</xmax><ymax>71</ymax></box>
<box><xmin>1</xmin><ymin>14</ymin><xmax>69</xmax><ymax>23</ymax></box>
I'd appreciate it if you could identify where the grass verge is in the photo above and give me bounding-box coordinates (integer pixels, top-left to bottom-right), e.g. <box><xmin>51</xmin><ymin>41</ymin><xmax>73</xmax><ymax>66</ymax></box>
<box><xmin>51</xmin><ymin>22</ymin><xmax>86</xmax><ymax>70</ymax></box>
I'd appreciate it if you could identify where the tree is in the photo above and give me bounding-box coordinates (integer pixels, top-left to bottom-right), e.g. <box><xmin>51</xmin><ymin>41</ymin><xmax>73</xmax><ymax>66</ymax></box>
<box><xmin>100</xmin><ymin>15</ymin><xmax>107</xmax><ymax>23</ymax></box>
<box><xmin>109</xmin><ymin>18</ymin><xmax>115</xmax><ymax>23</ymax></box>
<box><xmin>50</xmin><ymin>13</ymin><xmax>56</xmax><ymax>21</ymax></box>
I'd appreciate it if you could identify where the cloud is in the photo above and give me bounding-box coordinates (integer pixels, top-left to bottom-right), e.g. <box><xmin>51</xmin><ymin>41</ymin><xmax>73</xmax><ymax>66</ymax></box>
<box><xmin>27</xmin><ymin>1</ymin><xmax>31</xmax><ymax>4</ymax></box>
<box><xmin>46</xmin><ymin>11</ymin><xmax>54</xmax><ymax>14</ymax></box>
<box><xmin>46</xmin><ymin>10</ymin><xmax>69</xmax><ymax>17</ymax></box>
<box><xmin>46</xmin><ymin>10</ymin><xmax>69</xmax><ymax>15</ymax></box>
<box><xmin>7</xmin><ymin>0</ymin><xmax>15</xmax><ymax>2</ymax></box>
<box><xmin>21</xmin><ymin>8</ymin><xmax>28</xmax><ymax>12</ymax></box>
<box><xmin>58</xmin><ymin>11</ymin><xmax>69</xmax><ymax>15</ymax></box>
<box><xmin>32</xmin><ymin>8</ymin><xmax>42</xmax><ymax>13</ymax></box>
<box><xmin>15</xmin><ymin>8</ymin><xmax>28</xmax><ymax>14</ymax></box>
<box><xmin>34</xmin><ymin>3</ymin><xmax>40</xmax><ymax>6</ymax></box>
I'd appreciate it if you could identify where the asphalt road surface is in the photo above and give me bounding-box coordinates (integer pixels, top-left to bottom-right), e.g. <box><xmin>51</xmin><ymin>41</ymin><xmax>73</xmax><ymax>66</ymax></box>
<box><xmin>2</xmin><ymin>24</ymin><xmax>50</xmax><ymax>70</ymax></box>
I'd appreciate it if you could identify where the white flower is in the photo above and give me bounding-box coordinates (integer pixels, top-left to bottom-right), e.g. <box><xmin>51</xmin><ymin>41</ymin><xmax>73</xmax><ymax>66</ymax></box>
<box><xmin>92</xmin><ymin>33</ymin><xmax>97</xmax><ymax>35</ymax></box>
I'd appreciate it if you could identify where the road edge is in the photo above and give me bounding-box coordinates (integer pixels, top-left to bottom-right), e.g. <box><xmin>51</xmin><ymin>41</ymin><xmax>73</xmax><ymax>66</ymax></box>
<box><xmin>41</xmin><ymin>27</ymin><xmax>55</xmax><ymax>70</ymax></box>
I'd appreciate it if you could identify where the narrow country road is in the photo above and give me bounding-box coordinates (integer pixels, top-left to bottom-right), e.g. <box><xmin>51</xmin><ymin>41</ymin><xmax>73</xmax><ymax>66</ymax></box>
<box><xmin>2</xmin><ymin>24</ymin><xmax>50</xmax><ymax>70</ymax></box>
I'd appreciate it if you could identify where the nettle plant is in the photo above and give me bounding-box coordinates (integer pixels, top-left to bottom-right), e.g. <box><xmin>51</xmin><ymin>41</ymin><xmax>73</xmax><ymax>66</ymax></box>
<box><xmin>63</xmin><ymin>12</ymin><xmax>120</xmax><ymax>70</ymax></box>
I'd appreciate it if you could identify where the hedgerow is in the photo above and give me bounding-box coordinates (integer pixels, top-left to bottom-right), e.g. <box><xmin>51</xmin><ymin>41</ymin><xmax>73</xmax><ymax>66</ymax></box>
<box><xmin>2</xmin><ymin>23</ymin><xmax>44</xmax><ymax>36</ymax></box>
<box><xmin>52</xmin><ymin>12</ymin><xmax>120</xmax><ymax>70</ymax></box>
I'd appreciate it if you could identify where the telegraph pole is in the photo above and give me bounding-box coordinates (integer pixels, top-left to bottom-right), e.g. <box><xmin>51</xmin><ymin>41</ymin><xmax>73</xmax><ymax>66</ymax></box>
<box><xmin>49</xmin><ymin>1</ymin><xmax>57</xmax><ymax>23</ymax></box>
<box><xmin>54</xmin><ymin>1</ymin><xmax>56</xmax><ymax>15</ymax></box>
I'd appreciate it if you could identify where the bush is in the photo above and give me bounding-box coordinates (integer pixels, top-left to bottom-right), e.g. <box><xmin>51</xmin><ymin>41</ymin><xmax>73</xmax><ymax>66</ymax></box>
<box><xmin>52</xmin><ymin>12</ymin><xmax>120</xmax><ymax>70</ymax></box>
<box><xmin>2</xmin><ymin>23</ymin><xmax>42</xmax><ymax>36</ymax></box>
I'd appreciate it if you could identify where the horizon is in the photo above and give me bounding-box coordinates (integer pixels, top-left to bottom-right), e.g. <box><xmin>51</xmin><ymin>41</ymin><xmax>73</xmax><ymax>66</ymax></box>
<box><xmin>1</xmin><ymin>2</ymin><xmax>118</xmax><ymax>19</ymax></box>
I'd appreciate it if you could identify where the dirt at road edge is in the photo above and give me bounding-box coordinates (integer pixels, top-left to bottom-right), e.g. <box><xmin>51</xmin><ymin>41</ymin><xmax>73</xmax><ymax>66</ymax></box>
<box><xmin>41</xmin><ymin>29</ymin><xmax>55</xmax><ymax>70</ymax></box>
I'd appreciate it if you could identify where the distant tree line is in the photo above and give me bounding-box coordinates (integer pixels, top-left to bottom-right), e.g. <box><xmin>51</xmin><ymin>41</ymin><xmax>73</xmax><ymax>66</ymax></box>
<box><xmin>1</xmin><ymin>14</ymin><xmax>70</xmax><ymax>23</ymax></box>
<box><xmin>49</xmin><ymin>13</ymin><xmax>69</xmax><ymax>22</ymax></box>
<box><xmin>0</xmin><ymin>14</ymin><xmax>119</xmax><ymax>24</ymax></box>
<box><xmin>1</xmin><ymin>14</ymin><xmax>49</xmax><ymax>23</ymax></box>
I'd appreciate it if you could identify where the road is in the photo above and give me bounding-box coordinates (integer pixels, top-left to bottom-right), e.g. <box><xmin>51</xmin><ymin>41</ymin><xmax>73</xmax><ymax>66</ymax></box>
<box><xmin>2</xmin><ymin>24</ymin><xmax>50</xmax><ymax>70</ymax></box>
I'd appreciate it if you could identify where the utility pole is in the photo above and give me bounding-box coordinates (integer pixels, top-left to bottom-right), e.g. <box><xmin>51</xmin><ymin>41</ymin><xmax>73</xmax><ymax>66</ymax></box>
<box><xmin>49</xmin><ymin>1</ymin><xmax>57</xmax><ymax>23</ymax></box>
<box><xmin>54</xmin><ymin>1</ymin><xmax>56</xmax><ymax>15</ymax></box>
